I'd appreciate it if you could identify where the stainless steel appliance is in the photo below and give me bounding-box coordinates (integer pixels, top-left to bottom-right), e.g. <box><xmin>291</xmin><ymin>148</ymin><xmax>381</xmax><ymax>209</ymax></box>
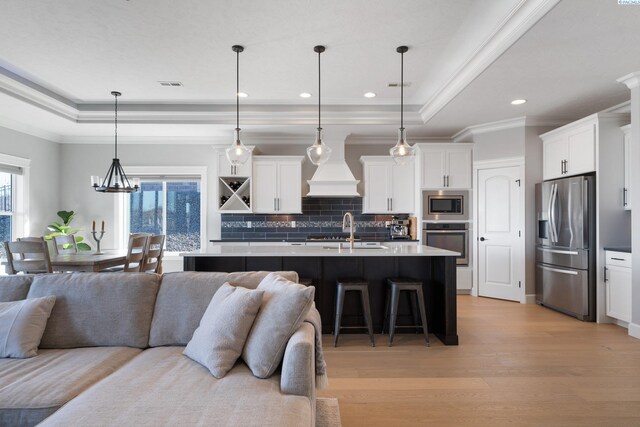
<box><xmin>535</xmin><ymin>174</ymin><xmax>595</xmax><ymax>321</ymax></box>
<box><xmin>389</xmin><ymin>217</ymin><xmax>411</xmax><ymax>240</ymax></box>
<box><xmin>423</xmin><ymin>190</ymin><xmax>469</xmax><ymax>221</ymax></box>
<box><xmin>423</xmin><ymin>222</ymin><xmax>469</xmax><ymax>266</ymax></box>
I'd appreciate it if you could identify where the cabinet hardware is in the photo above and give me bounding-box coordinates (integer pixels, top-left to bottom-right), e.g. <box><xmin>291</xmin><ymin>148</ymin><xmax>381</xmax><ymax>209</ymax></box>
<box><xmin>277</xmin><ymin>198</ymin><xmax>280</xmax><ymax>211</ymax></box>
<box><xmin>446</xmin><ymin>175</ymin><xmax>449</xmax><ymax>187</ymax></box>
<box><xmin>479</xmin><ymin>237</ymin><xmax>487</xmax><ymax>241</ymax></box>
<box><xmin>518</xmin><ymin>281</ymin><xmax>521</xmax><ymax>288</ymax></box>
<box><xmin>611</xmin><ymin>257</ymin><xmax>626</xmax><ymax>261</ymax></box>
<box><xmin>623</xmin><ymin>188</ymin><xmax>628</xmax><ymax>206</ymax></box>
<box><xmin>443</xmin><ymin>175</ymin><xmax>446</xmax><ymax>187</ymax></box>
<box><xmin>604</xmin><ymin>266</ymin><xmax>608</xmax><ymax>282</ymax></box>
<box><xmin>274</xmin><ymin>198</ymin><xmax>276</xmax><ymax>211</ymax></box>
<box><xmin>390</xmin><ymin>198</ymin><xmax>393</xmax><ymax>211</ymax></box>
<box><xmin>516</xmin><ymin>179</ymin><xmax>521</xmax><ymax>187</ymax></box>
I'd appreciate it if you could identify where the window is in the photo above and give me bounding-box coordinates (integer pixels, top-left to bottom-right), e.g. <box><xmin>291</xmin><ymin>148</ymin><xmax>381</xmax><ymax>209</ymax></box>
<box><xmin>129</xmin><ymin>179</ymin><xmax>202</xmax><ymax>252</ymax></box>
<box><xmin>120</xmin><ymin>167</ymin><xmax>207</xmax><ymax>254</ymax></box>
<box><xmin>0</xmin><ymin>173</ymin><xmax>13</xmax><ymax>259</ymax></box>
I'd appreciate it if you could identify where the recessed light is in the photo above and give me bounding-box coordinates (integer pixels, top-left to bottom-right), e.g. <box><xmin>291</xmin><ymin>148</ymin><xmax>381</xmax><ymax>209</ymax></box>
<box><xmin>511</xmin><ymin>99</ymin><xmax>527</xmax><ymax>105</ymax></box>
<box><xmin>237</xmin><ymin>92</ymin><xmax>248</xmax><ymax>98</ymax></box>
<box><xmin>299</xmin><ymin>92</ymin><xmax>312</xmax><ymax>98</ymax></box>
<box><xmin>364</xmin><ymin>92</ymin><xmax>376</xmax><ymax>98</ymax></box>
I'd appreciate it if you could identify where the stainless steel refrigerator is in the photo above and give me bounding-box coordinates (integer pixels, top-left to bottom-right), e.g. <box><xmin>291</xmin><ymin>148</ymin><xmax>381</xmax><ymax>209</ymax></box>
<box><xmin>535</xmin><ymin>174</ymin><xmax>595</xmax><ymax>321</ymax></box>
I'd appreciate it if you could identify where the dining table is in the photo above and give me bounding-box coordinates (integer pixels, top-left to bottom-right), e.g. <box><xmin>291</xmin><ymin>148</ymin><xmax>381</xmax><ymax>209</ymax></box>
<box><xmin>50</xmin><ymin>251</ymin><xmax>128</xmax><ymax>272</ymax></box>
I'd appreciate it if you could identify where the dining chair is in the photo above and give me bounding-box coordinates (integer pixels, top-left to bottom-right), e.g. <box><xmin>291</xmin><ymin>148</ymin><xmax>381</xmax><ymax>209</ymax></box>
<box><xmin>123</xmin><ymin>234</ymin><xmax>150</xmax><ymax>272</ymax></box>
<box><xmin>142</xmin><ymin>234</ymin><xmax>165</xmax><ymax>274</ymax></box>
<box><xmin>4</xmin><ymin>238</ymin><xmax>53</xmax><ymax>274</ymax></box>
<box><xmin>53</xmin><ymin>235</ymin><xmax>78</xmax><ymax>255</ymax></box>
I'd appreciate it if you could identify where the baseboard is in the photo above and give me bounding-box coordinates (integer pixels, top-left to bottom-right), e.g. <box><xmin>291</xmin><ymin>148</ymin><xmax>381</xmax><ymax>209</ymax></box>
<box><xmin>524</xmin><ymin>294</ymin><xmax>537</xmax><ymax>304</ymax></box>
<box><xmin>629</xmin><ymin>322</ymin><xmax>640</xmax><ymax>340</ymax></box>
<box><xmin>456</xmin><ymin>289</ymin><xmax>471</xmax><ymax>295</ymax></box>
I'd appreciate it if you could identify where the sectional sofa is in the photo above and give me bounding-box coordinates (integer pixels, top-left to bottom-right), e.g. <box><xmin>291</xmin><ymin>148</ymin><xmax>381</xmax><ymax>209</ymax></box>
<box><xmin>0</xmin><ymin>271</ymin><xmax>317</xmax><ymax>427</ymax></box>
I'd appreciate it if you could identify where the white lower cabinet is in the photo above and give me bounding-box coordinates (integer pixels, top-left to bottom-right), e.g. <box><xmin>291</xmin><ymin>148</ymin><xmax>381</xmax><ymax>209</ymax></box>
<box><xmin>605</xmin><ymin>251</ymin><xmax>632</xmax><ymax>323</ymax></box>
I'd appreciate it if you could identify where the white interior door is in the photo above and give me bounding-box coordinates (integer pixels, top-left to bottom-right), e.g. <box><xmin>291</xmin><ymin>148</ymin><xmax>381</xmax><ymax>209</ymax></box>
<box><xmin>477</xmin><ymin>165</ymin><xmax>522</xmax><ymax>301</ymax></box>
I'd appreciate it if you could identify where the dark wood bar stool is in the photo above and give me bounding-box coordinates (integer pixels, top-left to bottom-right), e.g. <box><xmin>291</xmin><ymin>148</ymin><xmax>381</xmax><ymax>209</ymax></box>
<box><xmin>383</xmin><ymin>278</ymin><xmax>429</xmax><ymax>347</ymax></box>
<box><xmin>334</xmin><ymin>278</ymin><xmax>375</xmax><ymax>347</ymax></box>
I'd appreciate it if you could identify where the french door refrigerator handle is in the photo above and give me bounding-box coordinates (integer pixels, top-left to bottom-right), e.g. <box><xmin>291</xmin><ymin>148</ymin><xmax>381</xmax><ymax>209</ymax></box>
<box><xmin>538</xmin><ymin>248</ymin><xmax>578</xmax><ymax>255</ymax></box>
<box><xmin>539</xmin><ymin>265</ymin><xmax>578</xmax><ymax>276</ymax></box>
<box><xmin>549</xmin><ymin>183</ymin><xmax>559</xmax><ymax>243</ymax></box>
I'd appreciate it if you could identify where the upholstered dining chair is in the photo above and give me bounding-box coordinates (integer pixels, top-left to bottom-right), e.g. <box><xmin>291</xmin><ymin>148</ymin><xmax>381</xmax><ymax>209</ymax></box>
<box><xmin>142</xmin><ymin>234</ymin><xmax>165</xmax><ymax>274</ymax></box>
<box><xmin>4</xmin><ymin>238</ymin><xmax>53</xmax><ymax>274</ymax></box>
<box><xmin>53</xmin><ymin>234</ymin><xmax>78</xmax><ymax>255</ymax></box>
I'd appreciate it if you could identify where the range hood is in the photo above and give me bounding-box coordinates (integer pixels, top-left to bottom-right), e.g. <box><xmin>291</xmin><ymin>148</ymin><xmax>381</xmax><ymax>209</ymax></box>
<box><xmin>306</xmin><ymin>132</ymin><xmax>360</xmax><ymax>197</ymax></box>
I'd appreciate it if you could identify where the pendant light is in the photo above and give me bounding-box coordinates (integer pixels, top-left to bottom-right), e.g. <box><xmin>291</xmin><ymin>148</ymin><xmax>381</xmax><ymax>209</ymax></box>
<box><xmin>389</xmin><ymin>45</ymin><xmax>415</xmax><ymax>165</ymax></box>
<box><xmin>91</xmin><ymin>91</ymin><xmax>139</xmax><ymax>193</ymax></box>
<box><xmin>226</xmin><ymin>45</ymin><xmax>251</xmax><ymax>165</ymax></box>
<box><xmin>306</xmin><ymin>45</ymin><xmax>332</xmax><ymax>165</ymax></box>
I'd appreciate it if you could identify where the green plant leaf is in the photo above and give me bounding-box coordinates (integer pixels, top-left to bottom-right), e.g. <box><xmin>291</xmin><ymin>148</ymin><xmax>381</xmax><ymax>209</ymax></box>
<box><xmin>62</xmin><ymin>243</ymin><xmax>72</xmax><ymax>249</ymax></box>
<box><xmin>75</xmin><ymin>236</ymin><xmax>84</xmax><ymax>243</ymax></box>
<box><xmin>77</xmin><ymin>242</ymin><xmax>91</xmax><ymax>251</ymax></box>
<box><xmin>57</xmin><ymin>210</ymin><xmax>75</xmax><ymax>225</ymax></box>
<box><xmin>44</xmin><ymin>232</ymin><xmax>63</xmax><ymax>240</ymax></box>
<box><xmin>59</xmin><ymin>226</ymin><xmax>70</xmax><ymax>233</ymax></box>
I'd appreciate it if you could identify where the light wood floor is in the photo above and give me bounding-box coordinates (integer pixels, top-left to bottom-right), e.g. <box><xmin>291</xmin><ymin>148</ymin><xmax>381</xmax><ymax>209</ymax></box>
<box><xmin>318</xmin><ymin>295</ymin><xmax>640</xmax><ymax>427</ymax></box>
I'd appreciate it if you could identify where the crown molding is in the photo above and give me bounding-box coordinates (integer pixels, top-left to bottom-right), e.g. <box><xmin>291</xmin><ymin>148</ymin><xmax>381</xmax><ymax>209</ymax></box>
<box><xmin>617</xmin><ymin>72</ymin><xmax>640</xmax><ymax>89</ymax></box>
<box><xmin>601</xmin><ymin>100</ymin><xmax>631</xmax><ymax>114</ymax></box>
<box><xmin>0</xmin><ymin>116</ymin><xmax>62</xmax><ymax>142</ymax></box>
<box><xmin>451</xmin><ymin>115</ymin><xmax>571</xmax><ymax>143</ymax></box>
<box><xmin>419</xmin><ymin>0</ymin><xmax>561</xmax><ymax>124</ymax></box>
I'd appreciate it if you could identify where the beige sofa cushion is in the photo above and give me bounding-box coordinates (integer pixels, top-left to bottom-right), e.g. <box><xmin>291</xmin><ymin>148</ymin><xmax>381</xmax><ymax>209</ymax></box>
<box><xmin>0</xmin><ymin>347</ymin><xmax>141</xmax><ymax>427</ymax></box>
<box><xmin>0</xmin><ymin>275</ymin><xmax>33</xmax><ymax>302</ymax></box>
<box><xmin>38</xmin><ymin>347</ymin><xmax>313</xmax><ymax>427</ymax></box>
<box><xmin>0</xmin><ymin>296</ymin><xmax>56</xmax><ymax>358</ymax></box>
<box><xmin>27</xmin><ymin>273</ymin><xmax>159</xmax><ymax>349</ymax></box>
<box><xmin>242</xmin><ymin>273</ymin><xmax>315</xmax><ymax>379</ymax></box>
<box><xmin>183</xmin><ymin>283</ymin><xmax>264</xmax><ymax>378</ymax></box>
<box><xmin>149</xmin><ymin>271</ymin><xmax>299</xmax><ymax>347</ymax></box>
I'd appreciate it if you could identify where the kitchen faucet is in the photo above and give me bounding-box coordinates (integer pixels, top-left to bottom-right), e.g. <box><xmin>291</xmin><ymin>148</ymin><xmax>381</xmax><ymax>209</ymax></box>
<box><xmin>342</xmin><ymin>212</ymin><xmax>355</xmax><ymax>250</ymax></box>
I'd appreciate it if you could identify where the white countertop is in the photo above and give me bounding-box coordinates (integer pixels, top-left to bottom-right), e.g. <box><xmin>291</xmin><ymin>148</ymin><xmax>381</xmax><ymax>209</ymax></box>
<box><xmin>181</xmin><ymin>244</ymin><xmax>460</xmax><ymax>257</ymax></box>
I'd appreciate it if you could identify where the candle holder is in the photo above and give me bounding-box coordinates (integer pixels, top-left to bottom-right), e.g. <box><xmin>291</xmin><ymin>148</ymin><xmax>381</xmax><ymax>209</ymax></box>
<box><xmin>91</xmin><ymin>230</ymin><xmax>105</xmax><ymax>255</ymax></box>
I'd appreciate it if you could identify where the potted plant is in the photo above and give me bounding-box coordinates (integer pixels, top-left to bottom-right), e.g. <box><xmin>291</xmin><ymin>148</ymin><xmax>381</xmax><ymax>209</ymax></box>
<box><xmin>44</xmin><ymin>210</ymin><xmax>91</xmax><ymax>251</ymax></box>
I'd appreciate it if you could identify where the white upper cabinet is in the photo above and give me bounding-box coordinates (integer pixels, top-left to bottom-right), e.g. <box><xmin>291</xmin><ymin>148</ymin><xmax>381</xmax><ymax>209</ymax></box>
<box><xmin>623</xmin><ymin>125</ymin><xmax>631</xmax><ymax>210</ymax></box>
<box><xmin>542</xmin><ymin>123</ymin><xmax>595</xmax><ymax>180</ymax></box>
<box><xmin>217</xmin><ymin>150</ymin><xmax>253</xmax><ymax>177</ymax></box>
<box><xmin>252</xmin><ymin>156</ymin><xmax>303</xmax><ymax>214</ymax></box>
<box><xmin>421</xmin><ymin>146</ymin><xmax>472</xmax><ymax>189</ymax></box>
<box><xmin>360</xmin><ymin>156</ymin><xmax>414</xmax><ymax>214</ymax></box>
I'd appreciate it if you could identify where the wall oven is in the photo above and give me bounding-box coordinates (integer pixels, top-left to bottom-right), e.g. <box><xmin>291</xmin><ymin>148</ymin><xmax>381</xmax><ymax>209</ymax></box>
<box><xmin>423</xmin><ymin>223</ymin><xmax>469</xmax><ymax>266</ymax></box>
<box><xmin>423</xmin><ymin>190</ymin><xmax>469</xmax><ymax>221</ymax></box>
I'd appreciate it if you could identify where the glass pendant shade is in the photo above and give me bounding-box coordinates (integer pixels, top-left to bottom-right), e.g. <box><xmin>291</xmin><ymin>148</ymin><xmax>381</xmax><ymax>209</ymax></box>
<box><xmin>93</xmin><ymin>91</ymin><xmax>138</xmax><ymax>193</ymax></box>
<box><xmin>226</xmin><ymin>128</ymin><xmax>251</xmax><ymax>165</ymax></box>
<box><xmin>390</xmin><ymin>45</ymin><xmax>416</xmax><ymax>164</ymax></box>
<box><xmin>389</xmin><ymin>128</ymin><xmax>415</xmax><ymax>165</ymax></box>
<box><xmin>307</xmin><ymin>128</ymin><xmax>332</xmax><ymax>165</ymax></box>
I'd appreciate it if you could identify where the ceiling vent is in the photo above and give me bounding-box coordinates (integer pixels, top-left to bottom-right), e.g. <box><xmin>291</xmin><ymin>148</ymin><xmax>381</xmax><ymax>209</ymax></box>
<box><xmin>387</xmin><ymin>82</ymin><xmax>411</xmax><ymax>88</ymax></box>
<box><xmin>158</xmin><ymin>81</ymin><xmax>183</xmax><ymax>87</ymax></box>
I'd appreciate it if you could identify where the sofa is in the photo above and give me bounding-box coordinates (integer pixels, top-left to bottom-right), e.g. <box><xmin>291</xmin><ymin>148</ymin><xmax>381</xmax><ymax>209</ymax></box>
<box><xmin>0</xmin><ymin>271</ymin><xmax>317</xmax><ymax>427</ymax></box>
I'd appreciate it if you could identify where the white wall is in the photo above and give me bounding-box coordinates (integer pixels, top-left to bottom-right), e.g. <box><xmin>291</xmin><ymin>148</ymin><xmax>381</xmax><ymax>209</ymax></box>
<box><xmin>472</xmin><ymin>127</ymin><xmax>524</xmax><ymax>162</ymax></box>
<box><xmin>59</xmin><ymin>143</ymin><xmax>219</xmax><ymax>250</ymax></box>
<box><xmin>0</xmin><ymin>126</ymin><xmax>60</xmax><ymax>236</ymax></box>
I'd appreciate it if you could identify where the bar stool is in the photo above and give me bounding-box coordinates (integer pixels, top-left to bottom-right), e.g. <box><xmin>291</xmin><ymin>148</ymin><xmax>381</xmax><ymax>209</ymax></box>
<box><xmin>334</xmin><ymin>278</ymin><xmax>375</xmax><ymax>347</ymax></box>
<box><xmin>382</xmin><ymin>278</ymin><xmax>429</xmax><ymax>347</ymax></box>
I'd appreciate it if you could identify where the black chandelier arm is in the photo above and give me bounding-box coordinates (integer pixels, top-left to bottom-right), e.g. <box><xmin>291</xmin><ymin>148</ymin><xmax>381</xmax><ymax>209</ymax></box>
<box><xmin>400</xmin><ymin>48</ymin><xmax>404</xmax><ymax>129</ymax></box>
<box><xmin>318</xmin><ymin>47</ymin><xmax>321</xmax><ymax>129</ymax></box>
<box><xmin>236</xmin><ymin>48</ymin><xmax>240</xmax><ymax>130</ymax></box>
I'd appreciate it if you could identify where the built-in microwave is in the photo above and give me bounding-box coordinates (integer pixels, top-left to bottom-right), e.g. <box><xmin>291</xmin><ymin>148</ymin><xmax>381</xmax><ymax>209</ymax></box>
<box><xmin>423</xmin><ymin>190</ymin><xmax>469</xmax><ymax>221</ymax></box>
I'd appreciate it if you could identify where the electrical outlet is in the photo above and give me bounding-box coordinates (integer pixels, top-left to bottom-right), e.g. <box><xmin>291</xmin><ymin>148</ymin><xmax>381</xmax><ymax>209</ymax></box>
<box><xmin>291</xmin><ymin>221</ymin><xmax>296</xmax><ymax>228</ymax></box>
<box><xmin>247</xmin><ymin>221</ymin><xmax>252</xmax><ymax>228</ymax></box>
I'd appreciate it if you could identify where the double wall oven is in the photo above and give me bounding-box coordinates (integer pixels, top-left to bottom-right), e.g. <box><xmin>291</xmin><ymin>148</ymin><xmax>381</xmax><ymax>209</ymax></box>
<box><xmin>422</xmin><ymin>190</ymin><xmax>470</xmax><ymax>266</ymax></box>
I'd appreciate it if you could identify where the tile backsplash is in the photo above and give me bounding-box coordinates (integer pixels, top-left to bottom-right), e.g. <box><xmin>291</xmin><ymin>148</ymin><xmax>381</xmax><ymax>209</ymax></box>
<box><xmin>221</xmin><ymin>197</ymin><xmax>402</xmax><ymax>240</ymax></box>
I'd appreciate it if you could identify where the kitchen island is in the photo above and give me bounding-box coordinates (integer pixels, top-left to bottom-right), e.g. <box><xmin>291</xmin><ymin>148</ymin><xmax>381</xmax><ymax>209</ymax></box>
<box><xmin>182</xmin><ymin>244</ymin><xmax>460</xmax><ymax>345</ymax></box>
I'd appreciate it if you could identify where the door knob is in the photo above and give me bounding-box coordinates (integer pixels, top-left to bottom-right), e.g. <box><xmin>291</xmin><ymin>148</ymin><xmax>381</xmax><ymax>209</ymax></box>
<box><xmin>480</xmin><ymin>237</ymin><xmax>487</xmax><ymax>241</ymax></box>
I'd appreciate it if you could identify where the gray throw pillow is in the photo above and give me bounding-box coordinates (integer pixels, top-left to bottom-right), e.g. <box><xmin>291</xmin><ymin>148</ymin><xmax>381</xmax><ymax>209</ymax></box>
<box><xmin>0</xmin><ymin>296</ymin><xmax>56</xmax><ymax>358</ymax></box>
<box><xmin>242</xmin><ymin>273</ymin><xmax>315</xmax><ymax>379</ymax></box>
<box><xmin>183</xmin><ymin>283</ymin><xmax>264</xmax><ymax>378</ymax></box>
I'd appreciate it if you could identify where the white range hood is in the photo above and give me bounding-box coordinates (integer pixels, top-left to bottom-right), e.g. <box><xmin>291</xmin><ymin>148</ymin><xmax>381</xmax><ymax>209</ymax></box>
<box><xmin>306</xmin><ymin>132</ymin><xmax>360</xmax><ymax>197</ymax></box>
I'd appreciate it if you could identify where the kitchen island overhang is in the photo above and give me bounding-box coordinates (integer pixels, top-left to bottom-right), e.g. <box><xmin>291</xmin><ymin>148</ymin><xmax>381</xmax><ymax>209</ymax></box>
<box><xmin>182</xmin><ymin>244</ymin><xmax>460</xmax><ymax>345</ymax></box>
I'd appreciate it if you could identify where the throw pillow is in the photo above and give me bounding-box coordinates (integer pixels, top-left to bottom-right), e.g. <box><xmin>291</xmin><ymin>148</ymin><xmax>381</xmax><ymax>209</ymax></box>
<box><xmin>242</xmin><ymin>273</ymin><xmax>315</xmax><ymax>379</ymax></box>
<box><xmin>0</xmin><ymin>295</ymin><xmax>56</xmax><ymax>358</ymax></box>
<box><xmin>183</xmin><ymin>283</ymin><xmax>264</xmax><ymax>378</ymax></box>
